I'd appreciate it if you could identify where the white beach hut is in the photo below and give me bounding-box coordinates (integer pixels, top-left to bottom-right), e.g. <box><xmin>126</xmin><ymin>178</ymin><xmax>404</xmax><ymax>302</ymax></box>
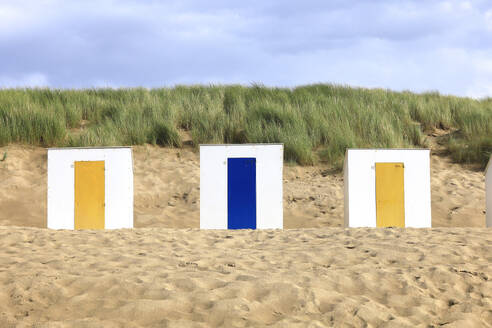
<box><xmin>200</xmin><ymin>144</ymin><xmax>283</xmax><ymax>229</ymax></box>
<box><xmin>47</xmin><ymin>147</ymin><xmax>134</xmax><ymax>229</ymax></box>
<box><xmin>486</xmin><ymin>156</ymin><xmax>492</xmax><ymax>227</ymax></box>
<box><xmin>344</xmin><ymin>149</ymin><xmax>431</xmax><ymax>228</ymax></box>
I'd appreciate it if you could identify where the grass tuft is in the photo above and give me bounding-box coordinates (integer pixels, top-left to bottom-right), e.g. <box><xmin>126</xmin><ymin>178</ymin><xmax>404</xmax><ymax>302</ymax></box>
<box><xmin>0</xmin><ymin>85</ymin><xmax>491</xmax><ymax>167</ymax></box>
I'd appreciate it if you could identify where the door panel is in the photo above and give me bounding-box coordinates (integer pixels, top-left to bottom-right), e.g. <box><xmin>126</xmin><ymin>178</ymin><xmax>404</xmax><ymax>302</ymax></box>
<box><xmin>227</xmin><ymin>158</ymin><xmax>256</xmax><ymax>229</ymax></box>
<box><xmin>375</xmin><ymin>162</ymin><xmax>405</xmax><ymax>227</ymax></box>
<box><xmin>74</xmin><ymin>161</ymin><xmax>105</xmax><ymax>229</ymax></box>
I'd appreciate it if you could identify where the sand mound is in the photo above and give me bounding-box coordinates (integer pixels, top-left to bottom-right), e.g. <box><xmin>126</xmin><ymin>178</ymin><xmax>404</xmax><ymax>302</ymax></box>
<box><xmin>0</xmin><ymin>145</ymin><xmax>486</xmax><ymax>228</ymax></box>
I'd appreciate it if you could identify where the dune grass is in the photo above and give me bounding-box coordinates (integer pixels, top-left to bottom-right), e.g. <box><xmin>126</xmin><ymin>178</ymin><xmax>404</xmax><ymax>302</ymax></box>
<box><xmin>0</xmin><ymin>85</ymin><xmax>491</xmax><ymax>168</ymax></box>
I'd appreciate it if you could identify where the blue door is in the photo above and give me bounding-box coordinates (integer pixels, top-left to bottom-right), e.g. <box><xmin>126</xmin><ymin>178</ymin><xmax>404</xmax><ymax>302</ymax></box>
<box><xmin>227</xmin><ymin>158</ymin><xmax>256</xmax><ymax>229</ymax></box>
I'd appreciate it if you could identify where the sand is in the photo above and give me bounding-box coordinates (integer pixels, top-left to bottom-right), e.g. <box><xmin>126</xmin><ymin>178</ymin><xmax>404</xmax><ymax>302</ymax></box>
<box><xmin>0</xmin><ymin>145</ymin><xmax>490</xmax><ymax>327</ymax></box>
<box><xmin>0</xmin><ymin>227</ymin><xmax>490</xmax><ymax>327</ymax></box>
<box><xmin>0</xmin><ymin>145</ymin><xmax>487</xmax><ymax>228</ymax></box>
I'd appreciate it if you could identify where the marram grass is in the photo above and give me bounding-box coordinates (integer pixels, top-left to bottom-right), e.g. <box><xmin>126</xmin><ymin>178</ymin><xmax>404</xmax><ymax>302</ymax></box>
<box><xmin>0</xmin><ymin>85</ymin><xmax>491</xmax><ymax>168</ymax></box>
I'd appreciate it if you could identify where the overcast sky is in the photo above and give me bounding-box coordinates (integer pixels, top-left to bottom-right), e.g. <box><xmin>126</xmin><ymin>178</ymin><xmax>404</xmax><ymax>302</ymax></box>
<box><xmin>1</xmin><ymin>0</ymin><xmax>491</xmax><ymax>98</ymax></box>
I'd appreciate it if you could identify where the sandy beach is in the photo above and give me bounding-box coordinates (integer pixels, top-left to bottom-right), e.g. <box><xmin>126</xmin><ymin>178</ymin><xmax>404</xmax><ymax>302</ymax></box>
<box><xmin>0</xmin><ymin>145</ymin><xmax>490</xmax><ymax>327</ymax></box>
<box><xmin>0</xmin><ymin>227</ymin><xmax>490</xmax><ymax>327</ymax></box>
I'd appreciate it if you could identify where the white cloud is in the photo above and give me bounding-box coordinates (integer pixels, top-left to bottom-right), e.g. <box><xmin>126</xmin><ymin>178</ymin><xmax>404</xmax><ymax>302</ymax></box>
<box><xmin>466</xmin><ymin>83</ymin><xmax>492</xmax><ymax>99</ymax></box>
<box><xmin>0</xmin><ymin>73</ymin><xmax>49</xmax><ymax>88</ymax></box>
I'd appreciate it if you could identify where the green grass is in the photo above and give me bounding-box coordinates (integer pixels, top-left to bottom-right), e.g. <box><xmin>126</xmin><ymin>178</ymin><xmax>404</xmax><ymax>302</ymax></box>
<box><xmin>0</xmin><ymin>85</ymin><xmax>491</xmax><ymax>168</ymax></box>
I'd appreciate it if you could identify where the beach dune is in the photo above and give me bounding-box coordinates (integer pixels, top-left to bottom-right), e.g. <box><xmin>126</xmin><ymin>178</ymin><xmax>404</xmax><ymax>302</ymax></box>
<box><xmin>0</xmin><ymin>145</ymin><xmax>487</xmax><ymax>229</ymax></box>
<box><xmin>0</xmin><ymin>145</ymin><xmax>490</xmax><ymax>327</ymax></box>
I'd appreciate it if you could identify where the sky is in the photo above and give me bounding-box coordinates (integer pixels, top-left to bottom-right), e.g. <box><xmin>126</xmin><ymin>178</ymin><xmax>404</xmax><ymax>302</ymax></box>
<box><xmin>0</xmin><ymin>0</ymin><xmax>491</xmax><ymax>98</ymax></box>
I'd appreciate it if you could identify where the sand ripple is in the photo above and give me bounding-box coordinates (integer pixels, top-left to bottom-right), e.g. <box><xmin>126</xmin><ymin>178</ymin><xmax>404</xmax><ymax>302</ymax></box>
<box><xmin>0</xmin><ymin>227</ymin><xmax>490</xmax><ymax>327</ymax></box>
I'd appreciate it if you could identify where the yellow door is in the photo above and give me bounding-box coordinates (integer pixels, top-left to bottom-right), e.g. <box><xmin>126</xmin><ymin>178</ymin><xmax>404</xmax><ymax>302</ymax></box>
<box><xmin>74</xmin><ymin>161</ymin><xmax>105</xmax><ymax>229</ymax></box>
<box><xmin>375</xmin><ymin>162</ymin><xmax>405</xmax><ymax>227</ymax></box>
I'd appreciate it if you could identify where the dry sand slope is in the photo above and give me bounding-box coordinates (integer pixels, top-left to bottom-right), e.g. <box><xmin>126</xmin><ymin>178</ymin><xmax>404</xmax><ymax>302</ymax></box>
<box><xmin>0</xmin><ymin>145</ymin><xmax>489</xmax><ymax>326</ymax></box>
<box><xmin>0</xmin><ymin>145</ymin><xmax>487</xmax><ymax>228</ymax></box>
<box><xmin>0</xmin><ymin>227</ymin><xmax>490</xmax><ymax>327</ymax></box>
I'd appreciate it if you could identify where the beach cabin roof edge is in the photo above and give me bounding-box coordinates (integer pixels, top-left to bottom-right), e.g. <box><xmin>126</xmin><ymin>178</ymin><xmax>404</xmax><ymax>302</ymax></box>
<box><xmin>200</xmin><ymin>143</ymin><xmax>284</xmax><ymax>146</ymax></box>
<box><xmin>345</xmin><ymin>148</ymin><xmax>431</xmax><ymax>151</ymax></box>
<box><xmin>47</xmin><ymin>146</ymin><xmax>132</xmax><ymax>150</ymax></box>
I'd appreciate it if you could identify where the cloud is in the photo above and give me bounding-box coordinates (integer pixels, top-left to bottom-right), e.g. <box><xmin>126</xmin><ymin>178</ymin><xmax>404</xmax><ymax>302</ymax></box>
<box><xmin>0</xmin><ymin>73</ymin><xmax>49</xmax><ymax>87</ymax></box>
<box><xmin>0</xmin><ymin>0</ymin><xmax>490</xmax><ymax>97</ymax></box>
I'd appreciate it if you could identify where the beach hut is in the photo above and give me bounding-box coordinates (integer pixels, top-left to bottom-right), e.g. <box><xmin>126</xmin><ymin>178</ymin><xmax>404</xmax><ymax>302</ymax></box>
<box><xmin>344</xmin><ymin>149</ymin><xmax>431</xmax><ymax>228</ymax></box>
<box><xmin>200</xmin><ymin>144</ymin><xmax>283</xmax><ymax>229</ymax></box>
<box><xmin>486</xmin><ymin>156</ymin><xmax>492</xmax><ymax>227</ymax></box>
<box><xmin>47</xmin><ymin>147</ymin><xmax>133</xmax><ymax>229</ymax></box>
